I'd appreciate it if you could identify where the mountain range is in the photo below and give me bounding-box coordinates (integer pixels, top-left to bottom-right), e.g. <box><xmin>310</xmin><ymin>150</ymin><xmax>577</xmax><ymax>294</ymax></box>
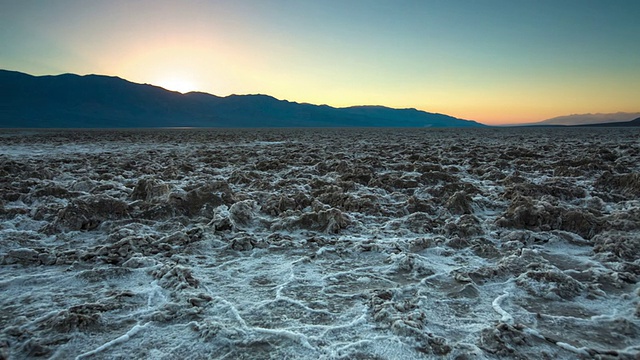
<box><xmin>518</xmin><ymin>112</ymin><xmax>640</xmax><ymax>127</ymax></box>
<box><xmin>579</xmin><ymin>117</ymin><xmax>640</xmax><ymax>127</ymax></box>
<box><xmin>0</xmin><ymin>70</ymin><xmax>484</xmax><ymax>128</ymax></box>
<box><xmin>531</xmin><ymin>112</ymin><xmax>640</xmax><ymax>126</ymax></box>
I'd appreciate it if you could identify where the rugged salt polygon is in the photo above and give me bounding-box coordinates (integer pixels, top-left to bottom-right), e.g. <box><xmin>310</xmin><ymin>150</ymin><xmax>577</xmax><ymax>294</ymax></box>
<box><xmin>0</xmin><ymin>128</ymin><xmax>639</xmax><ymax>359</ymax></box>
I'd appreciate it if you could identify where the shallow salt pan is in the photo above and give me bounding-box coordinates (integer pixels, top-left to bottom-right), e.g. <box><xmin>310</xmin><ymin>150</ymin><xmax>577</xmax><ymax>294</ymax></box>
<box><xmin>1</xmin><ymin>128</ymin><xmax>639</xmax><ymax>359</ymax></box>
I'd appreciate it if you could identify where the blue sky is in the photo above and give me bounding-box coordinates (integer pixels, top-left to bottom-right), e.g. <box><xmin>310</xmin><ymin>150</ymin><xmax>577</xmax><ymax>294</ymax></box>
<box><xmin>2</xmin><ymin>0</ymin><xmax>639</xmax><ymax>124</ymax></box>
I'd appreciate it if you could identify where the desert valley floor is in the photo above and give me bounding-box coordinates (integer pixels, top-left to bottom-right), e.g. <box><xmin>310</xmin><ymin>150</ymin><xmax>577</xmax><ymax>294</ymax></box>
<box><xmin>1</xmin><ymin>128</ymin><xmax>639</xmax><ymax>359</ymax></box>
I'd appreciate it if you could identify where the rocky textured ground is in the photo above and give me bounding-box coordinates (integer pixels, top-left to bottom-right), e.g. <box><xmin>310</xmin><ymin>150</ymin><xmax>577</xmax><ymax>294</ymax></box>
<box><xmin>1</xmin><ymin>128</ymin><xmax>639</xmax><ymax>359</ymax></box>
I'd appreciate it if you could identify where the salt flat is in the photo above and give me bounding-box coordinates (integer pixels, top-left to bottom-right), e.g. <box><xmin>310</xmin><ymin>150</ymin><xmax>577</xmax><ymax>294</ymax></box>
<box><xmin>1</xmin><ymin>128</ymin><xmax>639</xmax><ymax>359</ymax></box>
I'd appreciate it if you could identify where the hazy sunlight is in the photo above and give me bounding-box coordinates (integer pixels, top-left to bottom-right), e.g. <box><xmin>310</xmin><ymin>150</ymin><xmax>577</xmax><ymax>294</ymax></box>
<box><xmin>156</xmin><ymin>76</ymin><xmax>197</xmax><ymax>94</ymax></box>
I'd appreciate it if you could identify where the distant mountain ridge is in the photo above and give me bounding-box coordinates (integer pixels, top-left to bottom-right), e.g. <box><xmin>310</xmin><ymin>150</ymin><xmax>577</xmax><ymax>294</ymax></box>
<box><xmin>534</xmin><ymin>112</ymin><xmax>640</xmax><ymax>126</ymax></box>
<box><xmin>517</xmin><ymin>115</ymin><xmax>640</xmax><ymax>128</ymax></box>
<box><xmin>0</xmin><ymin>70</ymin><xmax>484</xmax><ymax>128</ymax></box>
<box><xmin>580</xmin><ymin>117</ymin><xmax>640</xmax><ymax>127</ymax></box>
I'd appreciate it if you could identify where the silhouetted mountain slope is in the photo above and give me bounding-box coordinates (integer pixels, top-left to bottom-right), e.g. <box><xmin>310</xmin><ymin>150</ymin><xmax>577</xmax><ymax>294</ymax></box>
<box><xmin>532</xmin><ymin>112</ymin><xmax>640</xmax><ymax>126</ymax></box>
<box><xmin>517</xmin><ymin>117</ymin><xmax>640</xmax><ymax>128</ymax></box>
<box><xmin>579</xmin><ymin>117</ymin><xmax>640</xmax><ymax>127</ymax></box>
<box><xmin>0</xmin><ymin>70</ymin><xmax>484</xmax><ymax>128</ymax></box>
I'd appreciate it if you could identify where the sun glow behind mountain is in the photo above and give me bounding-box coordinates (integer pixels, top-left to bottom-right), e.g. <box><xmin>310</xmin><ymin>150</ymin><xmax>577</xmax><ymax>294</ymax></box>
<box><xmin>156</xmin><ymin>76</ymin><xmax>198</xmax><ymax>94</ymax></box>
<box><xmin>1</xmin><ymin>0</ymin><xmax>640</xmax><ymax>124</ymax></box>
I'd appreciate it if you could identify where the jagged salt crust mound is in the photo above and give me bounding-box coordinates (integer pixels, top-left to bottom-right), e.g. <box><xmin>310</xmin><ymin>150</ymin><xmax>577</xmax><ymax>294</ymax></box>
<box><xmin>0</xmin><ymin>128</ymin><xmax>639</xmax><ymax>359</ymax></box>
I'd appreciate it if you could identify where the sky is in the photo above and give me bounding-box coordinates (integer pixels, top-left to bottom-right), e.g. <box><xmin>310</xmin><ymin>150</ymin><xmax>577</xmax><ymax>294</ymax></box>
<box><xmin>1</xmin><ymin>0</ymin><xmax>639</xmax><ymax>125</ymax></box>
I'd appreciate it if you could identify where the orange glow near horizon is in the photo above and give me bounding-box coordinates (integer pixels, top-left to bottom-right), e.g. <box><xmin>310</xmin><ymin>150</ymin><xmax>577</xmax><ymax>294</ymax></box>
<box><xmin>3</xmin><ymin>1</ymin><xmax>639</xmax><ymax>125</ymax></box>
<box><xmin>155</xmin><ymin>76</ymin><xmax>198</xmax><ymax>94</ymax></box>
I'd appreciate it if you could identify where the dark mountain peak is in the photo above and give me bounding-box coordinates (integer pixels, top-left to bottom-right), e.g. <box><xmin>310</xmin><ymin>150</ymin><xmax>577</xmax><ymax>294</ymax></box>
<box><xmin>346</xmin><ymin>105</ymin><xmax>433</xmax><ymax>115</ymax></box>
<box><xmin>0</xmin><ymin>69</ymin><xmax>485</xmax><ymax>128</ymax></box>
<box><xmin>346</xmin><ymin>105</ymin><xmax>391</xmax><ymax>110</ymax></box>
<box><xmin>225</xmin><ymin>94</ymin><xmax>292</xmax><ymax>105</ymax></box>
<box><xmin>183</xmin><ymin>91</ymin><xmax>222</xmax><ymax>100</ymax></box>
<box><xmin>184</xmin><ymin>90</ymin><xmax>216</xmax><ymax>96</ymax></box>
<box><xmin>53</xmin><ymin>72</ymin><xmax>83</xmax><ymax>78</ymax></box>
<box><xmin>0</xmin><ymin>69</ymin><xmax>33</xmax><ymax>77</ymax></box>
<box><xmin>43</xmin><ymin>72</ymin><xmax>123</xmax><ymax>83</ymax></box>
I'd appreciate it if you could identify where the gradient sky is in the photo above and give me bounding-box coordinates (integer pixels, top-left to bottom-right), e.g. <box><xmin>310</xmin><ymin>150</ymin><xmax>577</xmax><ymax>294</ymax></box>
<box><xmin>1</xmin><ymin>0</ymin><xmax>639</xmax><ymax>124</ymax></box>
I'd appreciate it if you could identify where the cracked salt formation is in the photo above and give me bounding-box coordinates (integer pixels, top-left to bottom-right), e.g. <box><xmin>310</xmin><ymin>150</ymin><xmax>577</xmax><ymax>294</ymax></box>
<box><xmin>0</xmin><ymin>127</ymin><xmax>639</xmax><ymax>359</ymax></box>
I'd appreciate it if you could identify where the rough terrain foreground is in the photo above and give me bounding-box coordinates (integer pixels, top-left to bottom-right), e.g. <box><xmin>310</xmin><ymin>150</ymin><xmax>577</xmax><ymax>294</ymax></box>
<box><xmin>1</xmin><ymin>128</ymin><xmax>639</xmax><ymax>359</ymax></box>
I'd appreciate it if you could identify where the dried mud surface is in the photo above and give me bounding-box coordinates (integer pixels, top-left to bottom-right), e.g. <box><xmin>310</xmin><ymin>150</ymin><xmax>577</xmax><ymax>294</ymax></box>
<box><xmin>1</xmin><ymin>128</ymin><xmax>639</xmax><ymax>359</ymax></box>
